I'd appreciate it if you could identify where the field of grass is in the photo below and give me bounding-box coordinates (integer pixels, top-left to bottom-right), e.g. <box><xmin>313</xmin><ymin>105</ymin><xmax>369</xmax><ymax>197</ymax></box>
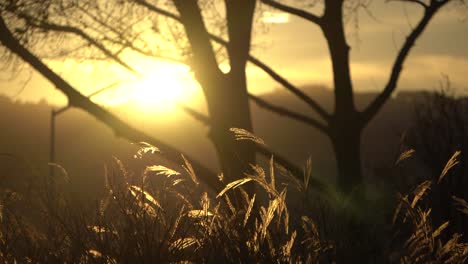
<box><xmin>0</xmin><ymin>137</ymin><xmax>467</xmax><ymax>263</ymax></box>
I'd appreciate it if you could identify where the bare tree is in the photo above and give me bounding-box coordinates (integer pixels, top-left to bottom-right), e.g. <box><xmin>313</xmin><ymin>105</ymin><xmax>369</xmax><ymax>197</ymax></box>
<box><xmin>0</xmin><ymin>0</ymin><xmax>306</xmax><ymax>195</ymax></box>
<box><xmin>0</xmin><ymin>0</ymin><xmax>460</xmax><ymax>196</ymax></box>
<box><xmin>259</xmin><ymin>0</ymin><xmax>458</xmax><ymax>193</ymax></box>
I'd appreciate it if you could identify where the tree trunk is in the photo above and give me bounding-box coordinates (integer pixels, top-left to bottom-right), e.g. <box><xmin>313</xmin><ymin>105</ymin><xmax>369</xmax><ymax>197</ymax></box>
<box><xmin>330</xmin><ymin>116</ymin><xmax>363</xmax><ymax>194</ymax></box>
<box><xmin>207</xmin><ymin>77</ymin><xmax>254</xmax><ymax>185</ymax></box>
<box><xmin>211</xmin><ymin>0</ymin><xmax>256</xmax><ymax>186</ymax></box>
<box><xmin>173</xmin><ymin>1</ymin><xmax>256</xmax><ymax>192</ymax></box>
<box><xmin>321</xmin><ymin>1</ymin><xmax>364</xmax><ymax>194</ymax></box>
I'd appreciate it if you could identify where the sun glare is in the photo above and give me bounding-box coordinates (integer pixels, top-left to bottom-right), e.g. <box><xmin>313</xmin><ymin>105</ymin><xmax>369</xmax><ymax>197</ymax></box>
<box><xmin>52</xmin><ymin>55</ymin><xmax>203</xmax><ymax>117</ymax></box>
<box><xmin>124</xmin><ymin>60</ymin><xmax>200</xmax><ymax>114</ymax></box>
<box><xmin>131</xmin><ymin>71</ymin><xmax>186</xmax><ymax>105</ymax></box>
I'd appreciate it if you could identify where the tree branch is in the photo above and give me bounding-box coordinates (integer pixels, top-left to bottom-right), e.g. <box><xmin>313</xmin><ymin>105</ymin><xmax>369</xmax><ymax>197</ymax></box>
<box><xmin>74</xmin><ymin>4</ymin><xmax>183</xmax><ymax>64</ymax></box>
<box><xmin>248</xmin><ymin>94</ymin><xmax>329</xmax><ymax>134</ymax></box>
<box><xmin>17</xmin><ymin>13</ymin><xmax>137</xmax><ymax>74</ymax></box>
<box><xmin>387</xmin><ymin>0</ymin><xmax>429</xmax><ymax>9</ymax></box>
<box><xmin>133</xmin><ymin>1</ymin><xmax>329</xmax><ymax>123</ymax></box>
<box><xmin>173</xmin><ymin>0</ymin><xmax>223</xmax><ymax>84</ymax></box>
<box><xmin>247</xmin><ymin>56</ymin><xmax>330</xmax><ymax>121</ymax></box>
<box><xmin>205</xmin><ymin>32</ymin><xmax>330</xmax><ymax>121</ymax></box>
<box><xmin>0</xmin><ymin>15</ymin><xmax>221</xmax><ymax>192</ymax></box>
<box><xmin>362</xmin><ymin>4</ymin><xmax>443</xmax><ymax>124</ymax></box>
<box><xmin>261</xmin><ymin>0</ymin><xmax>322</xmax><ymax>25</ymax></box>
<box><xmin>224</xmin><ymin>0</ymin><xmax>256</xmax><ymax>74</ymax></box>
<box><xmin>133</xmin><ymin>0</ymin><xmax>181</xmax><ymax>22</ymax></box>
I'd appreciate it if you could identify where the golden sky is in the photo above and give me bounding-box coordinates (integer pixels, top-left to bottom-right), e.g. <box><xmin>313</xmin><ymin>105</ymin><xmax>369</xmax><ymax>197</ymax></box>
<box><xmin>0</xmin><ymin>2</ymin><xmax>467</xmax><ymax>112</ymax></box>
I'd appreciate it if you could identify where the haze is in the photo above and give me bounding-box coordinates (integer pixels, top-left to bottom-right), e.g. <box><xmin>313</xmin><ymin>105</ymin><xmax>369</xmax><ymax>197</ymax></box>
<box><xmin>0</xmin><ymin>1</ymin><xmax>467</xmax><ymax>113</ymax></box>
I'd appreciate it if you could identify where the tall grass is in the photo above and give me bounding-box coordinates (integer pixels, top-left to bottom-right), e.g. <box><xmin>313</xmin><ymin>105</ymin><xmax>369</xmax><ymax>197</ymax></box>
<box><xmin>0</xmin><ymin>143</ymin><xmax>333</xmax><ymax>262</ymax></box>
<box><xmin>0</xmin><ymin>139</ymin><xmax>467</xmax><ymax>263</ymax></box>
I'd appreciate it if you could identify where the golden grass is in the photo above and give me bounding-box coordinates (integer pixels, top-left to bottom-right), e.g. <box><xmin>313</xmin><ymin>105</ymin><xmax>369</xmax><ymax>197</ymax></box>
<box><xmin>0</xmin><ymin>140</ymin><xmax>466</xmax><ymax>263</ymax></box>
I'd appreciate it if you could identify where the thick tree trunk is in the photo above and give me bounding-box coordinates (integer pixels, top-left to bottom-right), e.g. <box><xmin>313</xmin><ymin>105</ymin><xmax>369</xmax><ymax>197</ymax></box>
<box><xmin>207</xmin><ymin>78</ymin><xmax>254</xmax><ymax>184</ymax></box>
<box><xmin>217</xmin><ymin>0</ymin><xmax>256</xmax><ymax>185</ymax></box>
<box><xmin>321</xmin><ymin>1</ymin><xmax>364</xmax><ymax>194</ymax></box>
<box><xmin>173</xmin><ymin>1</ymin><xmax>256</xmax><ymax>191</ymax></box>
<box><xmin>330</xmin><ymin>115</ymin><xmax>363</xmax><ymax>194</ymax></box>
<box><xmin>322</xmin><ymin>0</ymin><xmax>354</xmax><ymax>115</ymax></box>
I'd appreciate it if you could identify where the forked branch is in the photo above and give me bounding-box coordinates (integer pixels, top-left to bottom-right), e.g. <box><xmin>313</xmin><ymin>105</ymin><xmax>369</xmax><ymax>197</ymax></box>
<box><xmin>133</xmin><ymin>1</ymin><xmax>330</xmax><ymax>123</ymax></box>
<box><xmin>362</xmin><ymin>2</ymin><xmax>445</xmax><ymax>123</ymax></box>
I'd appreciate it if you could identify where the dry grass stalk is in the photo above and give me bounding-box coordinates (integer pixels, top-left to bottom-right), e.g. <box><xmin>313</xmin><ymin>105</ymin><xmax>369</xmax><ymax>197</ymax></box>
<box><xmin>395</xmin><ymin>149</ymin><xmax>416</xmax><ymax>165</ymax></box>
<box><xmin>229</xmin><ymin>127</ymin><xmax>266</xmax><ymax>146</ymax></box>
<box><xmin>438</xmin><ymin>150</ymin><xmax>461</xmax><ymax>184</ymax></box>
<box><xmin>181</xmin><ymin>154</ymin><xmax>199</xmax><ymax>185</ymax></box>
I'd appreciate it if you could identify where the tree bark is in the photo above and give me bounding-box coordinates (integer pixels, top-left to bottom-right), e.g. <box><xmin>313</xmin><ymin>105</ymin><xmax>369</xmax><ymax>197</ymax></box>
<box><xmin>330</xmin><ymin>121</ymin><xmax>363</xmax><ymax>194</ymax></box>
<box><xmin>174</xmin><ymin>1</ymin><xmax>256</xmax><ymax>187</ymax></box>
<box><xmin>321</xmin><ymin>0</ymin><xmax>363</xmax><ymax>193</ymax></box>
<box><xmin>322</xmin><ymin>0</ymin><xmax>355</xmax><ymax>115</ymax></box>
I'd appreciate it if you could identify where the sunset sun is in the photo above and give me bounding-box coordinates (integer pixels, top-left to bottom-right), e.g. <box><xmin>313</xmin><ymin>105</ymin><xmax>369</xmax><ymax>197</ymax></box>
<box><xmin>131</xmin><ymin>70</ymin><xmax>186</xmax><ymax>105</ymax></box>
<box><xmin>121</xmin><ymin>60</ymin><xmax>200</xmax><ymax>113</ymax></box>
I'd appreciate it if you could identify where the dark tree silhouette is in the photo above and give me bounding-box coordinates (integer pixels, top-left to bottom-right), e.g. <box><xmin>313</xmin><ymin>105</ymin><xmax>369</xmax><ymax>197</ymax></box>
<box><xmin>170</xmin><ymin>1</ymin><xmax>257</xmax><ymax>187</ymax></box>
<box><xmin>260</xmin><ymin>0</ymin><xmax>458</xmax><ymax>193</ymax></box>
<box><xmin>0</xmin><ymin>0</ymin><xmax>461</xmax><ymax>196</ymax></box>
<box><xmin>0</xmin><ymin>0</ymin><xmax>312</xmax><ymax>195</ymax></box>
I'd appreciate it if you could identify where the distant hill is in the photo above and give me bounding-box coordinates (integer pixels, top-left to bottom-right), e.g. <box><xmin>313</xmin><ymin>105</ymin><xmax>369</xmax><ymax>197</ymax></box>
<box><xmin>0</xmin><ymin>86</ymin><xmax>429</xmax><ymax>197</ymax></box>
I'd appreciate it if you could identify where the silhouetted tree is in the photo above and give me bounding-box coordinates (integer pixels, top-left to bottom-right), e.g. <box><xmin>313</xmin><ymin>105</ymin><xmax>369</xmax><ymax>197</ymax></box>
<box><xmin>170</xmin><ymin>1</ymin><xmax>257</xmax><ymax>187</ymax></box>
<box><xmin>0</xmin><ymin>0</ymin><xmax>313</xmax><ymax>196</ymax></box>
<box><xmin>259</xmin><ymin>0</ymin><xmax>461</xmax><ymax>193</ymax></box>
<box><xmin>0</xmin><ymin>0</ymin><xmax>462</xmax><ymax>195</ymax></box>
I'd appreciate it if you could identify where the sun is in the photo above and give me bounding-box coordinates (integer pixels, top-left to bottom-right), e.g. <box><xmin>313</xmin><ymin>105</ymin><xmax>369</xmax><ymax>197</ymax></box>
<box><xmin>84</xmin><ymin>56</ymin><xmax>202</xmax><ymax>115</ymax></box>
<box><xmin>132</xmin><ymin>71</ymin><xmax>186</xmax><ymax>105</ymax></box>
<box><xmin>125</xmin><ymin>60</ymin><xmax>200</xmax><ymax>114</ymax></box>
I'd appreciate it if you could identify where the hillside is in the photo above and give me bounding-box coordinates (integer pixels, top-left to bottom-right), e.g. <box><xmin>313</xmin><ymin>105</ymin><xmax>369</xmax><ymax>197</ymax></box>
<box><xmin>0</xmin><ymin>87</ymin><xmax>425</xmax><ymax>196</ymax></box>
